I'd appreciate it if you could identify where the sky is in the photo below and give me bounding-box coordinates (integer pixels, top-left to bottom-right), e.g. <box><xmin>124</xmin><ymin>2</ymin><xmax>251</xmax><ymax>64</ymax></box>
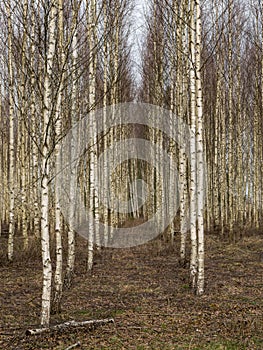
<box><xmin>129</xmin><ymin>0</ymin><xmax>149</xmax><ymax>85</ymax></box>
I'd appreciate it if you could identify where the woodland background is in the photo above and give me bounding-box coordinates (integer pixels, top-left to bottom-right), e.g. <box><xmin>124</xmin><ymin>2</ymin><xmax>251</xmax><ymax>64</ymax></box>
<box><xmin>0</xmin><ymin>0</ymin><xmax>263</xmax><ymax>348</ymax></box>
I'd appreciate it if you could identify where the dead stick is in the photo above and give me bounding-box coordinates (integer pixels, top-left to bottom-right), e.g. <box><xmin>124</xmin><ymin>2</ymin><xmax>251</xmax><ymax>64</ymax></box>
<box><xmin>26</xmin><ymin>318</ymin><xmax>114</xmax><ymax>335</ymax></box>
<box><xmin>64</xmin><ymin>341</ymin><xmax>81</xmax><ymax>350</ymax></box>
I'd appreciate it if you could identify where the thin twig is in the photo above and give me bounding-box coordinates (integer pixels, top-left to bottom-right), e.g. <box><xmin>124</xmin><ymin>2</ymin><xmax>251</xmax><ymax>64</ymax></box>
<box><xmin>64</xmin><ymin>341</ymin><xmax>81</xmax><ymax>350</ymax></box>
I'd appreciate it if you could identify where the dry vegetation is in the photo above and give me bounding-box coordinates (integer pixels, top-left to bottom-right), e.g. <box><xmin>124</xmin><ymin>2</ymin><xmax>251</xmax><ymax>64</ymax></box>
<box><xmin>0</xmin><ymin>230</ymin><xmax>263</xmax><ymax>349</ymax></box>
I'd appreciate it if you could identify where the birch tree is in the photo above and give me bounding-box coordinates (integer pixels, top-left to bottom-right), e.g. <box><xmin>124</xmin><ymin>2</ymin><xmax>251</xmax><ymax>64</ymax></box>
<box><xmin>53</xmin><ymin>0</ymin><xmax>65</xmax><ymax>312</ymax></box>
<box><xmin>189</xmin><ymin>0</ymin><xmax>198</xmax><ymax>289</ymax></box>
<box><xmin>86</xmin><ymin>0</ymin><xmax>97</xmax><ymax>271</ymax></box>
<box><xmin>195</xmin><ymin>0</ymin><xmax>204</xmax><ymax>295</ymax></box>
<box><xmin>7</xmin><ymin>0</ymin><xmax>15</xmax><ymax>262</ymax></box>
<box><xmin>40</xmin><ymin>0</ymin><xmax>57</xmax><ymax>327</ymax></box>
<box><xmin>64</xmin><ymin>0</ymin><xmax>80</xmax><ymax>288</ymax></box>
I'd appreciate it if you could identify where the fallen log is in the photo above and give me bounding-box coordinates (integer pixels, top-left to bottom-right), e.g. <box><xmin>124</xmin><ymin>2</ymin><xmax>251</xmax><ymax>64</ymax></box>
<box><xmin>26</xmin><ymin>318</ymin><xmax>114</xmax><ymax>335</ymax></box>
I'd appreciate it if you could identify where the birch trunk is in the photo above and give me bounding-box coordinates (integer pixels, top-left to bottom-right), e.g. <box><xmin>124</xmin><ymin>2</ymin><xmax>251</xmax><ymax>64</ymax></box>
<box><xmin>227</xmin><ymin>1</ymin><xmax>234</xmax><ymax>238</ymax></box>
<box><xmin>102</xmin><ymin>0</ymin><xmax>109</xmax><ymax>246</ymax></box>
<box><xmin>7</xmin><ymin>0</ymin><xmax>15</xmax><ymax>262</ymax></box>
<box><xmin>40</xmin><ymin>0</ymin><xmax>57</xmax><ymax>327</ymax></box>
<box><xmin>20</xmin><ymin>0</ymin><xmax>29</xmax><ymax>250</ymax></box>
<box><xmin>213</xmin><ymin>1</ymin><xmax>220</xmax><ymax>230</ymax></box>
<box><xmin>178</xmin><ymin>0</ymin><xmax>188</xmax><ymax>266</ymax></box>
<box><xmin>53</xmin><ymin>0</ymin><xmax>64</xmax><ymax>311</ymax></box>
<box><xmin>87</xmin><ymin>0</ymin><xmax>98</xmax><ymax>270</ymax></box>
<box><xmin>65</xmin><ymin>13</ymin><xmax>78</xmax><ymax>286</ymax></box>
<box><xmin>189</xmin><ymin>0</ymin><xmax>197</xmax><ymax>289</ymax></box>
<box><xmin>195</xmin><ymin>0</ymin><xmax>205</xmax><ymax>295</ymax></box>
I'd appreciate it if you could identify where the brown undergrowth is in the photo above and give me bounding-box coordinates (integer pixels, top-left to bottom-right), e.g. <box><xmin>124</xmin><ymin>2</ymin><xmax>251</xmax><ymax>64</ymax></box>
<box><xmin>0</xmin><ymin>231</ymin><xmax>262</xmax><ymax>349</ymax></box>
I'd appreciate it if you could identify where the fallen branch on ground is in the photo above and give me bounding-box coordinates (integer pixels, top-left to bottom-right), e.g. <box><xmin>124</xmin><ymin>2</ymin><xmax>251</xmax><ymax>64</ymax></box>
<box><xmin>64</xmin><ymin>341</ymin><xmax>81</xmax><ymax>350</ymax></box>
<box><xmin>26</xmin><ymin>318</ymin><xmax>114</xmax><ymax>335</ymax></box>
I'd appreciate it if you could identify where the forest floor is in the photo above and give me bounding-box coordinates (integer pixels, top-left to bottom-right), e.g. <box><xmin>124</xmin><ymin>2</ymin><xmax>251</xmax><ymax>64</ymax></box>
<box><xmin>0</xmin><ymin>229</ymin><xmax>263</xmax><ymax>349</ymax></box>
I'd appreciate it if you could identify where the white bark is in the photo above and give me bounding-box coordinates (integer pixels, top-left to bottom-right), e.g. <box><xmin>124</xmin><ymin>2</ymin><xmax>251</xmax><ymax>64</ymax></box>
<box><xmin>227</xmin><ymin>0</ymin><xmax>234</xmax><ymax>237</ymax></box>
<box><xmin>27</xmin><ymin>318</ymin><xmax>114</xmax><ymax>335</ymax></box>
<box><xmin>87</xmin><ymin>0</ymin><xmax>99</xmax><ymax>270</ymax></box>
<box><xmin>53</xmin><ymin>0</ymin><xmax>64</xmax><ymax>310</ymax></box>
<box><xmin>30</xmin><ymin>0</ymin><xmax>40</xmax><ymax>239</ymax></box>
<box><xmin>65</xmin><ymin>21</ymin><xmax>78</xmax><ymax>287</ymax></box>
<box><xmin>189</xmin><ymin>0</ymin><xmax>197</xmax><ymax>289</ymax></box>
<box><xmin>102</xmin><ymin>0</ymin><xmax>109</xmax><ymax>245</ymax></box>
<box><xmin>40</xmin><ymin>0</ymin><xmax>57</xmax><ymax>327</ymax></box>
<box><xmin>20</xmin><ymin>0</ymin><xmax>29</xmax><ymax>250</ymax></box>
<box><xmin>178</xmin><ymin>0</ymin><xmax>188</xmax><ymax>265</ymax></box>
<box><xmin>7</xmin><ymin>0</ymin><xmax>15</xmax><ymax>262</ymax></box>
<box><xmin>195</xmin><ymin>0</ymin><xmax>205</xmax><ymax>296</ymax></box>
